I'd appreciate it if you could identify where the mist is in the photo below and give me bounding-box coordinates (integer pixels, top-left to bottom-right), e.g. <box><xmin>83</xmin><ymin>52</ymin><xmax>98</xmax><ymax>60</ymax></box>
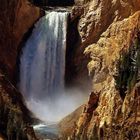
<box><xmin>27</xmin><ymin>88</ymin><xmax>88</xmax><ymax>123</ymax></box>
<box><xmin>19</xmin><ymin>12</ymin><xmax>88</xmax><ymax>124</ymax></box>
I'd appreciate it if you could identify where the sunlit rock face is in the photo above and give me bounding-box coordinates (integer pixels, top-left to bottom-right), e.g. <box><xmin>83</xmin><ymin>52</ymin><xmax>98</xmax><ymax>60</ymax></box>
<box><xmin>68</xmin><ymin>0</ymin><xmax>140</xmax><ymax>139</ymax></box>
<box><xmin>69</xmin><ymin>0</ymin><xmax>140</xmax><ymax>91</ymax></box>
<box><xmin>74</xmin><ymin>0</ymin><xmax>90</xmax><ymax>5</ymax></box>
<box><xmin>78</xmin><ymin>0</ymin><xmax>140</xmax><ymax>46</ymax></box>
<box><xmin>58</xmin><ymin>105</ymin><xmax>84</xmax><ymax>139</ymax></box>
<box><xmin>0</xmin><ymin>0</ymin><xmax>140</xmax><ymax>139</ymax></box>
<box><xmin>73</xmin><ymin>22</ymin><xmax>140</xmax><ymax>139</ymax></box>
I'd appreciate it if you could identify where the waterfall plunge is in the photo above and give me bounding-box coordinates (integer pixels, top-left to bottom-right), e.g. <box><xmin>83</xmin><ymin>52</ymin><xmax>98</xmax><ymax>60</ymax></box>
<box><xmin>20</xmin><ymin>11</ymin><xmax>86</xmax><ymax>122</ymax></box>
<box><xmin>20</xmin><ymin>11</ymin><xmax>67</xmax><ymax>100</ymax></box>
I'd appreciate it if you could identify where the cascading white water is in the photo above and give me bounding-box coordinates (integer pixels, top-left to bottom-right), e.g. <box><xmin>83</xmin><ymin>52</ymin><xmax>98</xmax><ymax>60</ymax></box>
<box><xmin>20</xmin><ymin>11</ymin><xmax>86</xmax><ymax>122</ymax></box>
<box><xmin>20</xmin><ymin>11</ymin><xmax>67</xmax><ymax>100</ymax></box>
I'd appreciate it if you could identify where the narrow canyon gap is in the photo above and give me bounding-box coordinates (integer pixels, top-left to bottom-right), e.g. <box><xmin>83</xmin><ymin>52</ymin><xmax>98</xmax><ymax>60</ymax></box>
<box><xmin>19</xmin><ymin>11</ymin><xmax>86</xmax><ymax>122</ymax></box>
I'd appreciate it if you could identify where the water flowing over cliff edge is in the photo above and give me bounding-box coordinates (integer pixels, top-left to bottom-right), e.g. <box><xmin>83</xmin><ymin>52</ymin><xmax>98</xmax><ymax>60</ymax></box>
<box><xmin>19</xmin><ymin>11</ymin><xmax>86</xmax><ymax>123</ymax></box>
<box><xmin>0</xmin><ymin>0</ymin><xmax>140</xmax><ymax>140</ymax></box>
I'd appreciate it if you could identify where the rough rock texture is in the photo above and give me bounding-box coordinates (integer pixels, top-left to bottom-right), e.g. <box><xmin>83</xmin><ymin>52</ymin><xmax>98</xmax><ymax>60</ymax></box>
<box><xmin>74</xmin><ymin>0</ymin><xmax>90</xmax><ymax>5</ymax></box>
<box><xmin>78</xmin><ymin>0</ymin><xmax>140</xmax><ymax>46</ymax></box>
<box><xmin>1</xmin><ymin>0</ymin><xmax>140</xmax><ymax>139</ymax></box>
<box><xmin>0</xmin><ymin>0</ymin><xmax>40</xmax><ymax>139</ymax></box>
<box><xmin>68</xmin><ymin>0</ymin><xmax>140</xmax><ymax>140</ymax></box>
<box><xmin>0</xmin><ymin>0</ymin><xmax>40</xmax><ymax>79</ymax></box>
<box><xmin>0</xmin><ymin>70</ymin><xmax>38</xmax><ymax>140</ymax></box>
<box><xmin>69</xmin><ymin>0</ymin><xmax>140</xmax><ymax>90</ymax></box>
<box><xmin>58</xmin><ymin>105</ymin><xmax>84</xmax><ymax>139</ymax></box>
<box><xmin>66</xmin><ymin>5</ymin><xmax>92</xmax><ymax>92</ymax></box>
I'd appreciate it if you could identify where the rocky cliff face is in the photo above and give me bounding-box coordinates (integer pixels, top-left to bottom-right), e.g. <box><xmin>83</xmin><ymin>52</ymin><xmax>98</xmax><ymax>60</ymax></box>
<box><xmin>58</xmin><ymin>105</ymin><xmax>84</xmax><ymax>139</ymax></box>
<box><xmin>0</xmin><ymin>70</ymin><xmax>37</xmax><ymax>140</ymax></box>
<box><xmin>0</xmin><ymin>0</ymin><xmax>40</xmax><ymax>139</ymax></box>
<box><xmin>0</xmin><ymin>0</ymin><xmax>140</xmax><ymax>139</ymax></box>
<box><xmin>69</xmin><ymin>0</ymin><xmax>140</xmax><ymax>87</ymax></box>
<box><xmin>0</xmin><ymin>0</ymin><xmax>40</xmax><ymax>79</ymax></box>
<box><xmin>69</xmin><ymin>0</ymin><xmax>140</xmax><ymax>139</ymax></box>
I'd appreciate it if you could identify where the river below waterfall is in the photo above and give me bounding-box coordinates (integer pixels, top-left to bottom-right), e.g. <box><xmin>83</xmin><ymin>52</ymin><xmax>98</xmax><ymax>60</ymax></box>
<box><xmin>34</xmin><ymin>123</ymin><xmax>59</xmax><ymax>140</ymax></box>
<box><xmin>19</xmin><ymin>10</ymin><xmax>87</xmax><ymax>138</ymax></box>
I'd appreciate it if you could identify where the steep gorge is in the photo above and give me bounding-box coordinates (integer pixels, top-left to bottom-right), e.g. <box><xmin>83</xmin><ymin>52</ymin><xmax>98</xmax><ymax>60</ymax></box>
<box><xmin>0</xmin><ymin>0</ymin><xmax>140</xmax><ymax>140</ymax></box>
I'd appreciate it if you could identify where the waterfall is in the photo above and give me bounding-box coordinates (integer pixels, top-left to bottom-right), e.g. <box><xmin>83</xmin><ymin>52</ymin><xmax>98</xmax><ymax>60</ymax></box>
<box><xmin>19</xmin><ymin>11</ymin><xmax>86</xmax><ymax>122</ymax></box>
<box><xmin>20</xmin><ymin>11</ymin><xmax>68</xmax><ymax>102</ymax></box>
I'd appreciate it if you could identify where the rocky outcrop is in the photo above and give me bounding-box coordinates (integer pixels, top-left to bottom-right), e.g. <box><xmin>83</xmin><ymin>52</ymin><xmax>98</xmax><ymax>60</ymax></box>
<box><xmin>68</xmin><ymin>0</ymin><xmax>140</xmax><ymax>90</ymax></box>
<box><xmin>68</xmin><ymin>0</ymin><xmax>140</xmax><ymax>140</ymax></box>
<box><xmin>78</xmin><ymin>0</ymin><xmax>140</xmax><ymax>46</ymax></box>
<box><xmin>0</xmin><ymin>0</ymin><xmax>40</xmax><ymax>139</ymax></box>
<box><xmin>58</xmin><ymin>105</ymin><xmax>84</xmax><ymax>139</ymax></box>
<box><xmin>0</xmin><ymin>70</ymin><xmax>38</xmax><ymax>140</ymax></box>
<box><xmin>0</xmin><ymin>0</ymin><xmax>40</xmax><ymax>79</ymax></box>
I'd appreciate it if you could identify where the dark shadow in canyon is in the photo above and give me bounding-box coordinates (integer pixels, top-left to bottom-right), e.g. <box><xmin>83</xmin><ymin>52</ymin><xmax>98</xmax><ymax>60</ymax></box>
<box><xmin>13</xmin><ymin>10</ymin><xmax>45</xmax><ymax>86</ymax></box>
<box><xmin>47</xmin><ymin>0</ymin><xmax>74</xmax><ymax>6</ymax></box>
<box><xmin>65</xmin><ymin>15</ymin><xmax>92</xmax><ymax>93</ymax></box>
<box><xmin>115</xmin><ymin>32</ymin><xmax>140</xmax><ymax>100</ymax></box>
<box><xmin>65</xmin><ymin>15</ymin><xmax>81</xmax><ymax>87</ymax></box>
<box><xmin>29</xmin><ymin>0</ymin><xmax>74</xmax><ymax>6</ymax></box>
<box><xmin>14</xmin><ymin>25</ymin><xmax>35</xmax><ymax>87</ymax></box>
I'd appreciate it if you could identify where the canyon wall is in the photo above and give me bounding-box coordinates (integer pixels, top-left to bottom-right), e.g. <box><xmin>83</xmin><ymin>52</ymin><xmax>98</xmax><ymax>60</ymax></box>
<box><xmin>0</xmin><ymin>0</ymin><xmax>140</xmax><ymax>139</ymax></box>
<box><xmin>68</xmin><ymin>0</ymin><xmax>140</xmax><ymax>88</ymax></box>
<box><xmin>0</xmin><ymin>70</ymin><xmax>37</xmax><ymax>140</ymax></box>
<box><xmin>0</xmin><ymin>0</ymin><xmax>40</xmax><ymax>79</ymax></box>
<box><xmin>69</xmin><ymin>0</ymin><xmax>140</xmax><ymax>139</ymax></box>
<box><xmin>0</xmin><ymin>0</ymin><xmax>40</xmax><ymax>139</ymax></box>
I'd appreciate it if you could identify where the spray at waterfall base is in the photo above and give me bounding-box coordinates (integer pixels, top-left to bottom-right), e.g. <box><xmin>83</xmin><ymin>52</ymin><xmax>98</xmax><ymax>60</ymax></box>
<box><xmin>19</xmin><ymin>11</ymin><xmax>87</xmax><ymax>123</ymax></box>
